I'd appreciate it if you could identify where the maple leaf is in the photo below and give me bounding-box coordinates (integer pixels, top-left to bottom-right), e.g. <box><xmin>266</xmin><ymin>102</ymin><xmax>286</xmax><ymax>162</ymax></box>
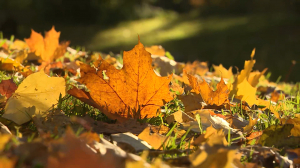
<box><xmin>69</xmin><ymin>39</ymin><xmax>173</xmax><ymax>120</ymax></box>
<box><xmin>236</xmin><ymin>48</ymin><xmax>256</xmax><ymax>84</ymax></box>
<box><xmin>2</xmin><ymin>71</ymin><xmax>66</xmax><ymax>125</ymax></box>
<box><xmin>231</xmin><ymin>78</ymin><xmax>258</xmax><ymax>106</ymax></box>
<box><xmin>212</xmin><ymin>64</ymin><xmax>233</xmax><ymax>79</ymax></box>
<box><xmin>186</xmin><ymin>72</ymin><xmax>229</xmax><ymax>106</ymax></box>
<box><xmin>25</xmin><ymin>26</ymin><xmax>70</xmax><ymax>62</ymax></box>
<box><xmin>228</xmin><ymin>49</ymin><xmax>266</xmax><ymax>106</ymax></box>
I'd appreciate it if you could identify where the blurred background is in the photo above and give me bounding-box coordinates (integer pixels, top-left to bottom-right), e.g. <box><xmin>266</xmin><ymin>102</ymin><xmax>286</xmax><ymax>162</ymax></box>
<box><xmin>0</xmin><ymin>0</ymin><xmax>300</xmax><ymax>81</ymax></box>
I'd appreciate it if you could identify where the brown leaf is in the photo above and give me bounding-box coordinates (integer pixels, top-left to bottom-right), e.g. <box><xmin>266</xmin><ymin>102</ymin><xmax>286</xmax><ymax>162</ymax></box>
<box><xmin>69</xmin><ymin>39</ymin><xmax>173</xmax><ymax>120</ymax></box>
<box><xmin>0</xmin><ymin>79</ymin><xmax>17</xmax><ymax>100</ymax></box>
<box><xmin>270</xmin><ymin>90</ymin><xmax>285</xmax><ymax>103</ymax></box>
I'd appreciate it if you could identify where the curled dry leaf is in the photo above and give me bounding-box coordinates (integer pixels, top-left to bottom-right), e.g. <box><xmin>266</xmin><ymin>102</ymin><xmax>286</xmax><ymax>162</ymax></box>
<box><xmin>242</xmin><ymin>116</ymin><xmax>259</xmax><ymax>134</ymax></box>
<box><xmin>2</xmin><ymin>71</ymin><xmax>66</xmax><ymax>125</ymax></box>
<box><xmin>69</xmin><ymin>39</ymin><xmax>173</xmax><ymax>120</ymax></box>
<box><xmin>25</xmin><ymin>26</ymin><xmax>69</xmax><ymax>62</ymax></box>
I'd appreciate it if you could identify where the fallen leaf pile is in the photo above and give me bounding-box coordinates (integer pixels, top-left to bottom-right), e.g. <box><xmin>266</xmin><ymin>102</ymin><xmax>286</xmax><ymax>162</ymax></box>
<box><xmin>0</xmin><ymin>27</ymin><xmax>299</xmax><ymax>168</ymax></box>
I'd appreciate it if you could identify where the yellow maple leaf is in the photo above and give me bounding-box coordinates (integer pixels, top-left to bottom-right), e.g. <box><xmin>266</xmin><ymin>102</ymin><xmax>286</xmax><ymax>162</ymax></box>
<box><xmin>234</xmin><ymin>78</ymin><xmax>258</xmax><ymax>106</ymax></box>
<box><xmin>2</xmin><ymin>71</ymin><xmax>65</xmax><ymax>125</ymax></box>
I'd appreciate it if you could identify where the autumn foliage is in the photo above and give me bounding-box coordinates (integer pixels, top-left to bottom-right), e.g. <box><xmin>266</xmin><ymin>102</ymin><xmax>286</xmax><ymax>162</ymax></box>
<box><xmin>69</xmin><ymin>39</ymin><xmax>173</xmax><ymax>120</ymax></box>
<box><xmin>0</xmin><ymin>27</ymin><xmax>299</xmax><ymax>168</ymax></box>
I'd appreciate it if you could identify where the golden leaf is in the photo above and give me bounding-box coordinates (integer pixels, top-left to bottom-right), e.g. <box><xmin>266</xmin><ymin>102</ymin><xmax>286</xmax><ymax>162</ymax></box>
<box><xmin>186</xmin><ymin>72</ymin><xmax>229</xmax><ymax>106</ymax></box>
<box><xmin>213</xmin><ymin>64</ymin><xmax>233</xmax><ymax>79</ymax></box>
<box><xmin>69</xmin><ymin>39</ymin><xmax>172</xmax><ymax>120</ymax></box>
<box><xmin>2</xmin><ymin>71</ymin><xmax>66</xmax><ymax>125</ymax></box>
<box><xmin>25</xmin><ymin>26</ymin><xmax>69</xmax><ymax>62</ymax></box>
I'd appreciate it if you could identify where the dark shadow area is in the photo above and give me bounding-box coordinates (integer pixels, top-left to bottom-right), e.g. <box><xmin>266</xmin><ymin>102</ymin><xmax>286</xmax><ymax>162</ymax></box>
<box><xmin>1</xmin><ymin>0</ymin><xmax>300</xmax><ymax>81</ymax></box>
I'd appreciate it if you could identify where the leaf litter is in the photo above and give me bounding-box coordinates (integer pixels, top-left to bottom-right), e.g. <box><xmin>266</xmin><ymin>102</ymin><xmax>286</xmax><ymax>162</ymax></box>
<box><xmin>0</xmin><ymin>27</ymin><xmax>299</xmax><ymax>168</ymax></box>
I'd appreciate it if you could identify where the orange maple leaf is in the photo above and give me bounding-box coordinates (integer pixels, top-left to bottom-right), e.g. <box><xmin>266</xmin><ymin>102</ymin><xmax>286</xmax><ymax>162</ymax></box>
<box><xmin>25</xmin><ymin>26</ymin><xmax>70</xmax><ymax>62</ymax></box>
<box><xmin>69</xmin><ymin>39</ymin><xmax>173</xmax><ymax>120</ymax></box>
<box><xmin>186</xmin><ymin>72</ymin><xmax>229</xmax><ymax>106</ymax></box>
